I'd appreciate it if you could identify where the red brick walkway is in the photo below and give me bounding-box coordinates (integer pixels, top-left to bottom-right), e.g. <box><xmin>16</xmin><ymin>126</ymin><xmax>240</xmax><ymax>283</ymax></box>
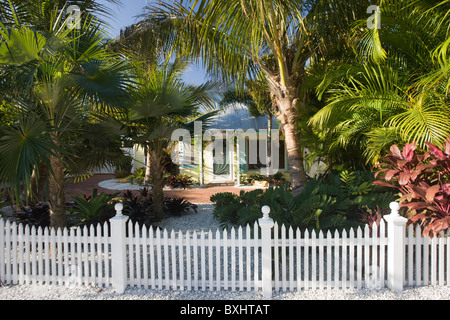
<box><xmin>65</xmin><ymin>174</ymin><xmax>260</xmax><ymax>203</ymax></box>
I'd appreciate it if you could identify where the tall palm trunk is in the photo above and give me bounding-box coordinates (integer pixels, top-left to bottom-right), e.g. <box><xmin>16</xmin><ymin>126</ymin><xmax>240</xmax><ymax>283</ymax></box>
<box><xmin>266</xmin><ymin>114</ymin><xmax>273</xmax><ymax>180</ymax></box>
<box><xmin>274</xmin><ymin>85</ymin><xmax>307</xmax><ymax>197</ymax></box>
<box><xmin>48</xmin><ymin>136</ymin><xmax>66</xmax><ymax>229</ymax></box>
<box><xmin>145</xmin><ymin>144</ymin><xmax>151</xmax><ymax>185</ymax></box>
<box><xmin>150</xmin><ymin>148</ymin><xmax>165</xmax><ymax>220</ymax></box>
<box><xmin>31</xmin><ymin>162</ymin><xmax>48</xmax><ymax>202</ymax></box>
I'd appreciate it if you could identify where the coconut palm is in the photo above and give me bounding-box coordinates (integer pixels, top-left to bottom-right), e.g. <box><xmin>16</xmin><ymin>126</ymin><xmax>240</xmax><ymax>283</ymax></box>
<box><xmin>0</xmin><ymin>1</ymin><xmax>132</xmax><ymax>228</ymax></box>
<box><xmin>146</xmin><ymin>0</ymin><xmax>373</xmax><ymax>195</ymax></box>
<box><xmin>309</xmin><ymin>0</ymin><xmax>450</xmax><ymax>165</ymax></box>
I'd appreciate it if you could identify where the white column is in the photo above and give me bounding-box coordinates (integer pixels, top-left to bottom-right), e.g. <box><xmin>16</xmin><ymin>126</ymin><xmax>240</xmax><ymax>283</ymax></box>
<box><xmin>235</xmin><ymin>138</ymin><xmax>240</xmax><ymax>186</ymax></box>
<box><xmin>110</xmin><ymin>203</ymin><xmax>129</xmax><ymax>294</ymax></box>
<box><xmin>384</xmin><ymin>202</ymin><xmax>408</xmax><ymax>292</ymax></box>
<box><xmin>259</xmin><ymin>205</ymin><xmax>274</xmax><ymax>298</ymax></box>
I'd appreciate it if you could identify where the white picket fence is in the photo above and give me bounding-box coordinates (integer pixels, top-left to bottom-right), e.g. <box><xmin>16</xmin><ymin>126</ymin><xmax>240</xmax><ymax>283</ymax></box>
<box><xmin>0</xmin><ymin>202</ymin><xmax>449</xmax><ymax>297</ymax></box>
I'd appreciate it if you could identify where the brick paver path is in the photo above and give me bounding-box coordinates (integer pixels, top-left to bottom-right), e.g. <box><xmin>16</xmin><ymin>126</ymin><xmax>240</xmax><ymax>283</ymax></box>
<box><xmin>65</xmin><ymin>174</ymin><xmax>260</xmax><ymax>203</ymax></box>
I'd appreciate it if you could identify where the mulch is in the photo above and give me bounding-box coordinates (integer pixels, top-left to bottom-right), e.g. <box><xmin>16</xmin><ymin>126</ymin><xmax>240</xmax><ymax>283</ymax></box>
<box><xmin>64</xmin><ymin>174</ymin><xmax>260</xmax><ymax>203</ymax></box>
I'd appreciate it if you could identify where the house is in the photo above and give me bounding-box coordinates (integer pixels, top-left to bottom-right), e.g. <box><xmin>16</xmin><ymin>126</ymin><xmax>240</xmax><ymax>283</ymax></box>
<box><xmin>174</xmin><ymin>103</ymin><xmax>290</xmax><ymax>186</ymax></box>
<box><xmin>125</xmin><ymin>103</ymin><xmax>326</xmax><ymax>186</ymax></box>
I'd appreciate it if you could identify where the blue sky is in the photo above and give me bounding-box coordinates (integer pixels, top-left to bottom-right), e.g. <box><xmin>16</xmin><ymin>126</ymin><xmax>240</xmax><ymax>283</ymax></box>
<box><xmin>99</xmin><ymin>0</ymin><xmax>208</xmax><ymax>86</ymax></box>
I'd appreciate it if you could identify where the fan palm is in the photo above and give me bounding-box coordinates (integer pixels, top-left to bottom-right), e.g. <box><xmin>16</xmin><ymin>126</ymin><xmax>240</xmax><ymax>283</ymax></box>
<box><xmin>121</xmin><ymin>56</ymin><xmax>219</xmax><ymax>220</ymax></box>
<box><xmin>146</xmin><ymin>0</ymin><xmax>374</xmax><ymax>196</ymax></box>
<box><xmin>0</xmin><ymin>1</ymin><xmax>132</xmax><ymax>228</ymax></box>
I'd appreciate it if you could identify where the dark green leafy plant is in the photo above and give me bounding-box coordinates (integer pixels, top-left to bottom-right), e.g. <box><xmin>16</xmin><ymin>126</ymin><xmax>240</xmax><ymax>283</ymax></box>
<box><xmin>122</xmin><ymin>189</ymin><xmax>156</xmax><ymax>227</ymax></box>
<box><xmin>164</xmin><ymin>197</ymin><xmax>198</xmax><ymax>216</ymax></box>
<box><xmin>14</xmin><ymin>202</ymin><xmax>51</xmax><ymax>227</ymax></box>
<box><xmin>210</xmin><ymin>170</ymin><xmax>396</xmax><ymax>231</ymax></box>
<box><xmin>165</xmin><ymin>174</ymin><xmax>193</xmax><ymax>189</ymax></box>
<box><xmin>121</xmin><ymin>189</ymin><xmax>198</xmax><ymax>227</ymax></box>
<box><xmin>70</xmin><ymin>189</ymin><xmax>118</xmax><ymax>226</ymax></box>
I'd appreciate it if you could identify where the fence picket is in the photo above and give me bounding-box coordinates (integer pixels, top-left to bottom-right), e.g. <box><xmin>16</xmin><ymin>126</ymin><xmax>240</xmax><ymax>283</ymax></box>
<box><xmin>289</xmin><ymin>227</ymin><xmax>294</xmax><ymax>291</ymax></box>
<box><xmin>356</xmin><ymin>227</ymin><xmax>363</xmax><ymax>289</ymax></box>
<box><xmin>11</xmin><ymin>222</ymin><xmax>18</xmax><ymax>284</ymax></box>
<box><xmin>438</xmin><ymin>233</ymin><xmax>445</xmax><ymax>285</ymax></box>
<box><xmin>281</xmin><ymin>224</ymin><xmax>287</xmax><ymax>292</ymax></box>
<box><xmin>163</xmin><ymin>228</ymin><xmax>170</xmax><ymax>290</ymax></box>
<box><xmin>208</xmin><ymin>230</ymin><xmax>213</xmax><ymax>291</ymax></box>
<box><xmin>238</xmin><ymin>226</ymin><xmax>243</xmax><ymax>292</ymax></box>
<box><xmin>215</xmin><ymin>229</ymin><xmax>221</xmax><ymax>291</ymax></box>
<box><xmin>341</xmin><ymin>229</ymin><xmax>348</xmax><ymax>289</ymax></box>
<box><xmin>148</xmin><ymin>227</ymin><xmax>155</xmax><ymax>289</ymax></box>
<box><xmin>318</xmin><ymin>230</ymin><xmax>324</xmax><ymax>289</ymax></box>
<box><xmin>326</xmin><ymin>230</ymin><xmax>332</xmax><ymax>290</ymax></box>
<box><xmin>171</xmin><ymin>229</ymin><xmax>177</xmax><ymax>290</ymax></box>
<box><xmin>178</xmin><ymin>229</ymin><xmax>184</xmax><ymax>290</ymax></box>
<box><xmin>5</xmin><ymin>220</ymin><xmax>11</xmax><ymax>284</ymax></box>
<box><xmin>349</xmin><ymin>228</ymin><xmax>355</xmax><ymax>289</ymax></box>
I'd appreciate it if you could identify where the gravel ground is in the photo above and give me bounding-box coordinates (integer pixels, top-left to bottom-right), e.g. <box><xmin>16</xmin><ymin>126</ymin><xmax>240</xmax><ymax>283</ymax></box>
<box><xmin>1</xmin><ymin>204</ymin><xmax>449</xmax><ymax>301</ymax></box>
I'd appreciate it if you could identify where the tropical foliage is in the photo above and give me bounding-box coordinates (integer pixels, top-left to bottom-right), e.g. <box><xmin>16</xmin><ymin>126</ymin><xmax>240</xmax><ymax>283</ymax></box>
<box><xmin>0</xmin><ymin>0</ymin><xmax>132</xmax><ymax>228</ymax></box>
<box><xmin>373</xmin><ymin>139</ymin><xmax>450</xmax><ymax>237</ymax></box>
<box><xmin>309</xmin><ymin>0</ymin><xmax>450</xmax><ymax>167</ymax></box>
<box><xmin>148</xmin><ymin>0</ymin><xmax>375</xmax><ymax>196</ymax></box>
<box><xmin>211</xmin><ymin>170</ymin><xmax>396</xmax><ymax>231</ymax></box>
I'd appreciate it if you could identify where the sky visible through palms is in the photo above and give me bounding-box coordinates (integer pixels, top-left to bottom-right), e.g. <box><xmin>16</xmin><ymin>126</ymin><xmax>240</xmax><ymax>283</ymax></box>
<box><xmin>98</xmin><ymin>0</ymin><xmax>208</xmax><ymax>86</ymax></box>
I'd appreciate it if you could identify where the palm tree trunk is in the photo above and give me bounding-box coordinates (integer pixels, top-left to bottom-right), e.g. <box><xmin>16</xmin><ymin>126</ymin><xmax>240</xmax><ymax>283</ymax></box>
<box><xmin>48</xmin><ymin>136</ymin><xmax>66</xmax><ymax>229</ymax></box>
<box><xmin>275</xmin><ymin>93</ymin><xmax>307</xmax><ymax>197</ymax></box>
<box><xmin>145</xmin><ymin>144</ymin><xmax>151</xmax><ymax>185</ymax></box>
<box><xmin>31</xmin><ymin>162</ymin><xmax>48</xmax><ymax>202</ymax></box>
<box><xmin>150</xmin><ymin>149</ymin><xmax>165</xmax><ymax>220</ymax></box>
<box><xmin>266</xmin><ymin>114</ymin><xmax>273</xmax><ymax>180</ymax></box>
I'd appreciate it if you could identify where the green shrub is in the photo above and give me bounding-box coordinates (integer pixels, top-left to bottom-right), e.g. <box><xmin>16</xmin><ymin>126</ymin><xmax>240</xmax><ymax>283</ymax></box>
<box><xmin>165</xmin><ymin>174</ymin><xmax>193</xmax><ymax>189</ymax></box>
<box><xmin>210</xmin><ymin>170</ymin><xmax>396</xmax><ymax>231</ymax></box>
<box><xmin>70</xmin><ymin>188</ymin><xmax>119</xmax><ymax>226</ymax></box>
<box><xmin>114</xmin><ymin>154</ymin><xmax>133</xmax><ymax>176</ymax></box>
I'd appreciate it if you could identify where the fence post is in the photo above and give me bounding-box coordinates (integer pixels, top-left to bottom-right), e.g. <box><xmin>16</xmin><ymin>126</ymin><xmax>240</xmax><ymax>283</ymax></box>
<box><xmin>384</xmin><ymin>202</ymin><xmax>408</xmax><ymax>292</ymax></box>
<box><xmin>258</xmin><ymin>205</ymin><xmax>274</xmax><ymax>298</ymax></box>
<box><xmin>110</xmin><ymin>203</ymin><xmax>129</xmax><ymax>294</ymax></box>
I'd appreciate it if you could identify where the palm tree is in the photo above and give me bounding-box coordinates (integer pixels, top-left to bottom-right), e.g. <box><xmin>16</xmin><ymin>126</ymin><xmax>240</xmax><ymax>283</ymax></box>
<box><xmin>147</xmin><ymin>0</ymin><xmax>373</xmax><ymax>196</ymax></box>
<box><xmin>309</xmin><ymin>0</ymin><xmax>450</xmax><ymax>165</ymax></box>
<box><xmin>121</xmin><ymin>57</ymin><xmax>218</xmax><ymax>220</ymax></box>
<box><xmin>0</xmin><ymin>1</ymin><xmax>132</xmax><ymax>228</ymax></box>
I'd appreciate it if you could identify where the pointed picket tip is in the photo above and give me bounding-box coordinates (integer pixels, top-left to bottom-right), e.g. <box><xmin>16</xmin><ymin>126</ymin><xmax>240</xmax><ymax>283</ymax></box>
<box><xmin>349</xmin><ymin>227</ymin><xmax>355</xmax><ymax>237</ymax></box>
<box><xmin>304</xmin><ymin>228</ymin><xmax>310</xmax><ymax>238</ymax></box>
<box><xmin>318</xmin><ymin>229</ymin><xmax>324</xmax><ymax>239</ymax></box>
<box><xmin>288</xmin><ymin>226</ymin><xmax>294</xmax><ymax>236</ymax></box>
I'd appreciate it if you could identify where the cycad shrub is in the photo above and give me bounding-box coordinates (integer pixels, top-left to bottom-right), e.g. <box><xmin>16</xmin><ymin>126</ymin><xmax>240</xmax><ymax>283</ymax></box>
<box><xmin>210</xmin><ymin>170</ymin><xmax>396</xmax><ymax>231</ymax></box>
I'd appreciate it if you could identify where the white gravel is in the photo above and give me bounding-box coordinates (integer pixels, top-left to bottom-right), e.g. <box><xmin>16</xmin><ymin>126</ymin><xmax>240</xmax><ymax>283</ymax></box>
<box><xmin>0</xmin><ymin>282</ymin><xmax>449</xmax><ymax>300</ymax></box>
<box><xmin>1</xmin><ymin>204</ymin><xmax>449</xmax><ymax>300</ymax></box>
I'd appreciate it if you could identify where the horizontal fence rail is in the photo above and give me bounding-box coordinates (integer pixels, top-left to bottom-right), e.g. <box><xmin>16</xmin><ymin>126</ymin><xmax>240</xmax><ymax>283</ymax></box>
<box><xmin>0</xmin><ymin>202</ymin><xmax>449</xmax><ymax>297</ymax></box>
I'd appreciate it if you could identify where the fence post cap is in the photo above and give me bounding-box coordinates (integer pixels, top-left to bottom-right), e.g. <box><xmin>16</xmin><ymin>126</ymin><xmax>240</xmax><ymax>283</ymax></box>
<box><xmin>389</xmin><ymin>202</ymin><xmax>400</xmax><ymax>212</ymax></box>
<box><xmin>259</xmin><ymin>206</ymin><xmax>274</xmax><ymax>228</ymax></box>
<box><xmin>262</xmin><ymin>205</ymin><xmax>270</xmax><ymax>216</ymax></box>
<box><xmin>114</xmin><ymin>202</ymin><xmax>124</xmax><ymax>217</ymax></box>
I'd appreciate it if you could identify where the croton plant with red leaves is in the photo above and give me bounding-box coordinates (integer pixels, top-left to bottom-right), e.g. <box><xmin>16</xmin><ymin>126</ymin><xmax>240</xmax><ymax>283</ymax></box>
<box><xmin>373</xmin><ymin>138</ymin><xmax>450</xmax><ymax>237</ymax></box>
